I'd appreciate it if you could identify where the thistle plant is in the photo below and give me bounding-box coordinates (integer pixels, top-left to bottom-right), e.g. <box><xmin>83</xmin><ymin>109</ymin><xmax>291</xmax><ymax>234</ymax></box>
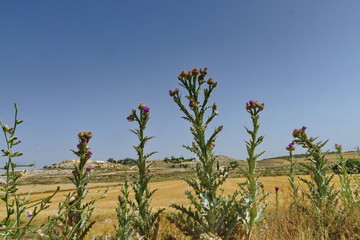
<box><xmin>236</xmin><ymin>100</ymin><xmax>267</xmax><ymax>240</ymax></box>
<box><xmin>124</xmin><ymin>103</ymin><xmax>164</xmax><ymax>239</ymax></box>
<box><xmin>168</xmin><ymin>68</ymin><xmax>237</xmax><ymax>239</ymax></box>
<box><xmin>44</xmin><ymin>131</ymin><xmax>106</xmax><ymax>239</ymax></box>
<box><xmin>0</xmin><ymin>103</ymin><xmax>58</xmax><ymax>239</ymax></box>
<box><xmin>335</xmin><ymin>144</ymin><xmax>355</xmax><ymax>209</ymax></box>
<box><xmin>286</xmin><ymin>142</ymin><xmax>299</xmax><ymax>207</ymax></box>
<box><xmin>292</xmin><ymin>127</ymin><xmax>340</xmax><ymax>236</ymax></box>
<box><xmin>114</xmin><ymin>178</ymin><xmax>134</xmax><ymax>240</ymax></box>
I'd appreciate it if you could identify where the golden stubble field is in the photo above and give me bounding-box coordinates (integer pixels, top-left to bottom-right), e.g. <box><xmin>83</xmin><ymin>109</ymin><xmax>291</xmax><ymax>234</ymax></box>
<box><xmin>1</xmin><ymin>174</ymin><xmax>351</xmax><ymax>239</ymax></box>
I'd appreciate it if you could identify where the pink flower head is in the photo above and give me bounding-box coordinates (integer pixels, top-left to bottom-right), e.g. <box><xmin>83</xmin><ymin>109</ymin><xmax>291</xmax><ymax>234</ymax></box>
<box><xmin>82</xmin><ymin>137</ymin><xmax>88</xmax><ymax>143</ymax></box>
<box><xmin>259</xmin><ymin>182</ymin><xmax>264</xmax><ymax>188</ymax></box>
<box><xmin>275</xmin><ymin>186</ymin><xmax>280</xmax><ymax>192</ymax></box>
<box><xmin>86</xmin><ymin>167</ymin><xmax>92</xmax><ymax>172</ymax></box>
<box><xmin>77</xmin><ymin>144</ymin><xmax>81</xmax><ymax>149</ymax></box>
<box><xmin>72</xmin><ymin>170</ymin><xmax>76</xmax><ymax>175</ymax></box>
<box><xmin>310</xmin><ymin>173</ymin><xmax>314</xmax><ymax>177</ymax></box>
<box><xmin>325</xmin><ymin>158</ymin><xmax>329</xmax><ymax>162</ymax></box>
<box><xmin>169</xmin><ymin>89</ymin><xmax>175</xmax><ymax>96</ymax></box>
<box><xmin>143</xmin><ymin>107</ymin><xmax>150</xmax><ymax>113</ymax></box>
<box><xmin>302</xmin><ymin>126</ymin><xmax>307</xmax><ymax>130</ymax></box>
<box><xmin>86</xmin><ymin>151</ymin><xmax>92</xmax><ymax>156</ymax></box>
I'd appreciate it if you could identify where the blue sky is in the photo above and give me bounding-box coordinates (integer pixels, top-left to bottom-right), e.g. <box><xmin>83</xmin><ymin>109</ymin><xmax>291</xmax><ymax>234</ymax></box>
<box><xmin>1</xmin><ymin>1</ymin><xmax>359</xmax><ymax>168</ymax></box>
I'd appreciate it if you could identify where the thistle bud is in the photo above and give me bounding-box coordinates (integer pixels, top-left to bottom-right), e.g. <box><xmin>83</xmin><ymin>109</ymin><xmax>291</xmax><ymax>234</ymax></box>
<box><xmin>218</xmin><ymin>125</ymin><xmax>224</xmax><ymax>132</ymax></box>
<box><xmin>212</xmin><ymin>102</ymin><xmax>218</xmax><ymax>111</ymax></box>
<box><xmin>189</xmin><ymin>99</ymin><xmax>199</xmax><ymax>108</ymax></box>
<box><xmin>202</xmin><ymin>67</ymin><xmax>208</xmax><ymax>75</ymax></box>
<box><xmin>179</xmin><ymin>70</ymin><xmax>188</xmax><ymax>79</ymax></box>
<box><xmin>2</xmin><ymin>125</ymin><xmax>10</xmax><ymax>132</ymax></box>
<box><xmin>127</xmin><ymin>114</ymin><xmax>135</xmax><ymax>122</ymax></box>
<box><xmin>84</xmin><ymin>131</ymin><xmax>92</xmax><ymax>139</ymax></box>
<box><xmin>275</xmin><ymin>186</ymin><xmax>280</xmax><ymax>192</ymax></box>
<box><xmin>292</xmin><ymin>129</ymin><xmax>300</xmax><ymax>138</ymax></box>
<box><xmin>138</xmin><ymin>103</ymin><xmax>146</xmax><ymax>110</ymax></box>
<box><xmin>169</xmin><ymin>89</ymin><xmax>176</xmax><ymax>96</ymax></box>
<box><xmin>190</xmin><ymin>68</ymin><xmax>199</xmax><ymax>76</ymax></box>
<box><xmin>335</xmin><ymin>144</ymin><xmax>342</xmax><ymax>152</ymax></box>
<box><xmin>259</xmin><ymin>103</ymin><xmax>265</xmax><ymax>110</ymax></box>
<box><xmin>207</xmin><ymin>78</ymin><xmax>215</xmax><ymax>85</ymax></box>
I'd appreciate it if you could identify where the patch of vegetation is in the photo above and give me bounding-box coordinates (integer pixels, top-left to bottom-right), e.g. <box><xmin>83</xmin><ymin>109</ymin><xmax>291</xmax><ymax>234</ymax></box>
<box><xmin>332</xmin><ymin>158</ymin><xmax>360</xmax><ymax>174</ymax></box>
<box><xmin>163</xmin><ymin>156</ymin><xmax>196</xmax><ymax>164</ymax></box>
<box><xmin>107</xmin><ymin>157</ymin><xmax>137</xmax><ymax>165</ymax></box>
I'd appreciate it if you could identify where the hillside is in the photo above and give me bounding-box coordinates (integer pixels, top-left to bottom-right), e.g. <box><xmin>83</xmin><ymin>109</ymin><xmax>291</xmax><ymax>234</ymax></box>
<box><xmin>10</xmin><ymin>151</ymin><xmax>359</xmax><ymax>185</ymax></box>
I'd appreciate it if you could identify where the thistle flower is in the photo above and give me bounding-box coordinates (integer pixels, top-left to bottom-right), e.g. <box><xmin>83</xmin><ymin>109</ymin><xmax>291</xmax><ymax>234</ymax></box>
<box><xmin>86</xmin><ymin>167</ymin><xmax>92</xmax><ymax>172</ymax></box>
<box><xmin>143</xmin><ymin>107</ymin><xmax>150</xmax><ymax>113</ymax></box>
<box><xmin>82</xmin><ymin>137</ymin><xmax>88</xmax><ymax>143</ymax></box>
<box><xmin>86</xmin><ymin>151</ymin><xmax>92</xmax><ymax>157</ymax></box>
<box><xmin>275</xmin><ymin>186</ymin><xmax>280</xmax><ymax>192</ymax></box>
<box><xmin>26</xmin><ymin>210</ymin><xmax>33</xmax><ymax>219</ymax></box>
<box><xmin>310</xmin><ymin>173</ymin><xmax>314</xmax><ymax>177</ymax></box>
<box><xmin>286</xmin><ymin>143</ymin><xmax>295</xmax><ymax>151</ymax></box>
<box><xmin>325</xmin><ymin>158</ymin><xmax>329</xmax><ymax>162</ymax></box>
<box><xmin>259</xmin><ymin>182</ymin><xmax>264</xmax><ymax>189</ymax></box>
<box><xmin>72</xmin><ymin>170</ymin><xmax>76</xmax><ymax>175</ymax></box>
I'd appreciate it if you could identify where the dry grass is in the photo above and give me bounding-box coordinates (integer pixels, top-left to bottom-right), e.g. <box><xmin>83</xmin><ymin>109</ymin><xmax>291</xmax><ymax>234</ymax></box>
<box><xmin>1</xmin><ymin>175</ymin><xmax>359</xmax><ymax>239</ymax></box>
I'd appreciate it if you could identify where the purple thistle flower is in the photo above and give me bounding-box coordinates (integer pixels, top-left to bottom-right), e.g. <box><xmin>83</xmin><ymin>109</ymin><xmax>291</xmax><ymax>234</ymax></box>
<box><xmin>275</xmin><ymin>186</ymin><xmax>280</xmax><ymax>192</ymax></box>
<box><xmin>82</xmin><ymin>137</ymin><xmax>88</xmax><ymax>143</ymax></box>
<box><xmin>77</xmin><ymin>144</ymin><xmax>81</xmax><ymax>149</ymax></box>
<box><xmin>325</xmin><ymin>158</ymin><xmax>329</xmax><ymax>162</ymax></box>
<box><xmin>302</xmin><ymin>126</ymin><xmax>307</xmax><ymax>130</ymax></box>
<box><xmin>26</xmin><ymin>210</ymin><xmax>33</xmax><ymax>219</ymax></box>
<box><xmin>259</xmin><ymin>182</ymin><xmax>264</xmax><ymax>188</ymax></box>
<box><xmin>143</xmin><ymin>107</ymin><xmax>150</xmax><ymax>113</ymax></box>
<box><xmin>72</xmin><ymin>170</ymin><xmax>76</xmax><ymax>175</ymax></box>
<box><xmin>86</xmin><ymin>151</ymin><xmax>92</xmax><ymax>156</ymax></box>
<box><xmin>310</xmin><ymin>173</ymin><xmax>314</xmax><ymax>177</ymax></box>
<box><xmin>86</xmin><ymin>167</ymin><xmax>92</xmax><ymax>172</ymax></box>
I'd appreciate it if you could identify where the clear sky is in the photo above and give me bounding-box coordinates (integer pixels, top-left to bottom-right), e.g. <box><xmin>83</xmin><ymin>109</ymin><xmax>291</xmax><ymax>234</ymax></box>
<box><xmin>1</xmin><ymin>1</ymin><xmax>359</xmax><ymax>168</ymax></box>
